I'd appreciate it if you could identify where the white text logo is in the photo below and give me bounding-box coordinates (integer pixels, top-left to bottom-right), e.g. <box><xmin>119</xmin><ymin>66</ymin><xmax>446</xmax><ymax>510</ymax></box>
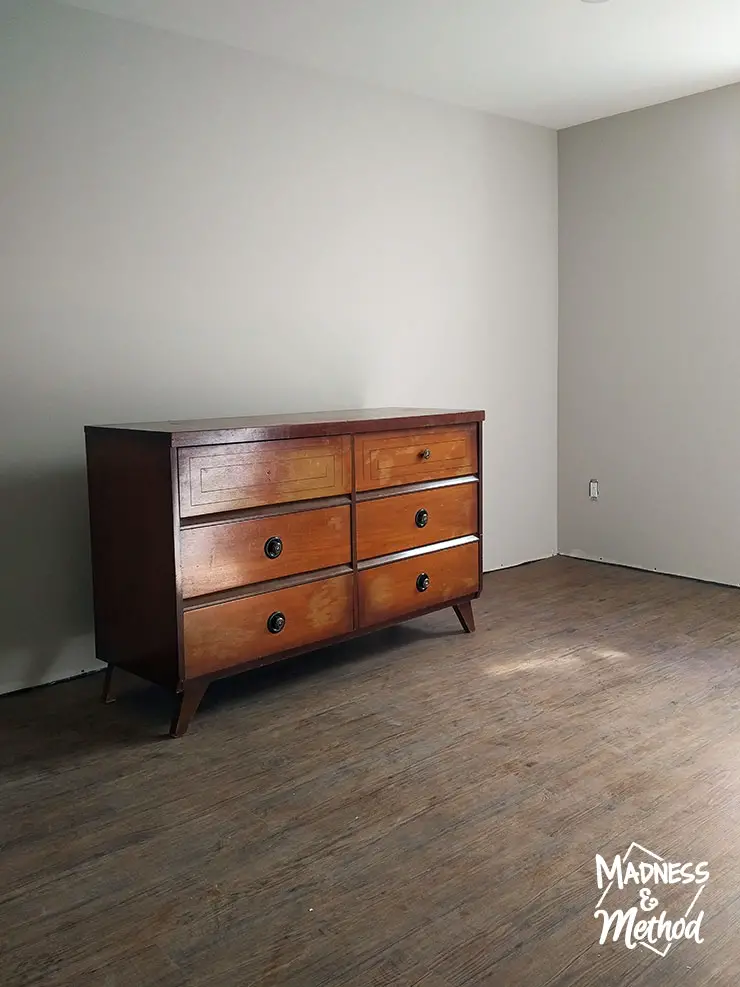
<box><xmin>593</xmin><ymin>842</ymin><xmax>708</xmax><ymax>957</ymax></box>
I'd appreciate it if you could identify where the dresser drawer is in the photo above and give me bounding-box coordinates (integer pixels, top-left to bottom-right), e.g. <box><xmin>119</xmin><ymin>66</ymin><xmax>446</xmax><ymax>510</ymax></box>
<box><xmin>180</xmin><ymin>505</ymin><xmax>351</xmax><ymax>598</ymax></box>
<box><xmin>183</xmin><ymin>573</ymin><xmax>354</xmax><ymax>676</ymax></box>
<box><xmin>178</xmin><ymin>436</ymin><xmax>351</xmax><ymax>517</ymax></box>
<box><xmin>354</xmin><ymin>425</ymin><xmax>477</xmax><ymax>492</ymax></box>
<box><xmin>358</xmin><ymin>540</ymin><xmax>479</xmax><ymax>628</ymax></box>
<box><xmin>356</xmin><ymin>481</ymin><xmax>477</xmax><ymax>561</ymax></box>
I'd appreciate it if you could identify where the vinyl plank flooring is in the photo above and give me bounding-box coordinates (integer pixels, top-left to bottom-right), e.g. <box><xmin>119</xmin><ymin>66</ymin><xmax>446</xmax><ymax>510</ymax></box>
<box><xmin>3</xmin><ymin>557</ymin><xmax>740</xmax><ymax>985</ymax></box>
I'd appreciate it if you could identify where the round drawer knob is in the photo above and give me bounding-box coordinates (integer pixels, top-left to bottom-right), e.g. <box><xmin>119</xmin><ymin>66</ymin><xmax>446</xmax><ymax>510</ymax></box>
<box><xmin>421</xmin><ymin>448</ymin><xmax>432</xmax><ymax>460</ymax></box>
<box><xmin>416</xmin><ymin>572</ymin><xmax>430</xmax><ymax>593</ymax></box>
<box><xmin>267</xmin><ymin>611</ymin><xmax>286</xmax><ymax>634</ymax></box>
<box><xmin>264</xmin><ymin>536</ymin><xmax>283</xmax><ymax>559</ymax></box>
<box><xmin>415</xmin><ymin>508</ymin><xmax>429</xmax><ymax>529</ymax></box>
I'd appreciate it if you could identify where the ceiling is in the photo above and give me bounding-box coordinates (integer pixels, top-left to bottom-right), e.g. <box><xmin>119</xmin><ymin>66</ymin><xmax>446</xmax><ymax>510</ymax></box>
<box><xmin>56</xmin><ymin>0</ymin><xmax>740</xmax><ymax>128</ymax></box>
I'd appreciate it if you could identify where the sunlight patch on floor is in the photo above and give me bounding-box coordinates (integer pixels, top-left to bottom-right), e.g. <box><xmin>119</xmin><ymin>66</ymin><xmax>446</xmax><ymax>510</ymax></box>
<box><xmin>484</xmin><ymin>652</ymin><xmax>583</xmax><ymax>676</ymax></box>
<box><xmin>593</xmin><ymin>647</ymin><xmax>629</xmax><ymax>660</ymax></box>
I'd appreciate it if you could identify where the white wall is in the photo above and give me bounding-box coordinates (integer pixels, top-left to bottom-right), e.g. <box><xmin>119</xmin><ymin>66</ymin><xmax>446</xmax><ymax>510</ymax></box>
<box><xmin>0</xmin><ymin>0</ymin><xmax>558</xmax><ymax>693</ymax></box>
<box><xmin>559</xmin><ymin>83</ymin><xmax>740</xmax><ymax>584</ymax></box>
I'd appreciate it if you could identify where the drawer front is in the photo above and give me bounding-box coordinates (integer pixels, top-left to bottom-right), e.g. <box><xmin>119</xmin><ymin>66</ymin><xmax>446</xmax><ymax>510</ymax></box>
<box><xmin>178</xmin><ymin>436</ymin><xmax>351</xmax><ymax>517</ymax></box>
<box><xmin>180</xmin><ymin>505</ymin><xmax>351</xmax><ymax>599</ymax></box>
<box><xmin>358</xmin><ymin>540</ymin><xmax>479</xmax><ymax>628</ymax></box>
<box><xmin>183</xmin><ymin>574</ymin><xmax>353</xmax><ymax>676</ymax></box>
<box><xmin>356</xmin><ymin>482</ymin><xmax>478</xmax><ymax>561</ymax></box>
<box><xmin>355</xmin><ymin>425</ymin><xmax>477</xmax><ymax>492</ymax></box>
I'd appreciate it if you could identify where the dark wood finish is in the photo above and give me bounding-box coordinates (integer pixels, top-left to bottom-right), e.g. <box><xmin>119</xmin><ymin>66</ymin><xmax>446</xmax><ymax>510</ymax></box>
<box><xmin>356</xmin><ymin>480</ymin><xmax>477</xmax><ymax>560</ymax></box>
<box><xmin>356</xmin><ymin>474</ymin><xmax>476</xmax><ymax>502</ymax></box>
<box><xmin>177</xmin><ymin>593</ymin><xmax>478</xmax><ymax>685</ymax></box>
<box><xmin>84</xmin><ymin>429</ymin><xmax>179</xmax><ymax>688</ymax></box>
<box><xmin>358</xmin><ymin>540</ymin><xmax>480</xmax><ymax>627</ymax></box>
<box><xmin>179</xmin><ymin>494</ymin><xmax>350</xmax><ymax>528</ymax></box>
<box><xmin>85</xmin><ymin>409</ymin><xmax>484</xmax><ymax>734</ymax></box>
<box><xmin>93</xmin><ymin>407</ymin><xmax>485</xmax><ymax>446</ymax></box>
<box><xmin>100</xmin><ymin>664</ymin><xmax>115</xmax><ymax>703</ymax></box>
<box><xmin>183</xmin><ymin>573</ymin><xmax>354</xmax><ymax>676</ymax></box>
<box><xmin>6</xmin><ymin>557</ymin><xmax>739</xmax><ymax>986</ymax></box>
<box><xmin>181</xmin><ymin>564</ymin><xmax>353</xmax><ymax>609</ymax></box>
<box><xmin>180</xmin><ymin>504</ymin><xmax>351</xmax><ymax>598</ymax></box>
<box><xmin>178</xmin><ymin>436</ymin><xmax>351</xmax><ymax>517</ymax></box>
<box><xmin>349</xmin><ymin>436</ymin><xmax>360</xmax><ymax>632</ymax></box>
<box><xmin>170</xmin><ymin>680</ymin><xmax>209</xmax><ymax>738</ymax></box>
<box><xmin>476</xmin><ymin>421</ymin><xmax>484</xmax><ymax>595</ymax></box>
<box><xmin>357</xmin><ymin>534</ymin><xmax>478</xmax><ymax>571</ymax></box>
<box><xmin>453</xmin><ymin>600</ymin><xmax>475</xmax><ymax>633</ymax></box>
<box><xmin>354</xmin><ymin>424</ymin><xmax>477</xmax><ymax>492</ymax></box>
<box><xmin>170</xmin><ymin>445</ymin><xmax>186</xmax><ymax>683</ymax></box>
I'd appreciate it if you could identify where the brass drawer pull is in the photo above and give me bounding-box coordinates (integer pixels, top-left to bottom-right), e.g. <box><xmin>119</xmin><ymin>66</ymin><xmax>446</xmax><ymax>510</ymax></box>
<box><xmin>421</xmin><ymin>448</ymin><xmax>431</xmax><ymax>460</ymax></box>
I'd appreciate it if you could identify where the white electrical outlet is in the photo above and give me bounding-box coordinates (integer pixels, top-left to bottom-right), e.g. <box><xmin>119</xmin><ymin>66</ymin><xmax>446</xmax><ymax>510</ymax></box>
<box><xmin>589</xmin><ymin>479</ymin><xmax>599</xmax><ymax>500</ymax></box>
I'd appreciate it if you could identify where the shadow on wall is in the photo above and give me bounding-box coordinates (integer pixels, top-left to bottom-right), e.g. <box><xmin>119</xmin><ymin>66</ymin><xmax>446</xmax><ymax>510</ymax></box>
<box><xmin>0</xmin><ymin>463</ymin><xmax>99</xmax><ymax>694</ymax></box>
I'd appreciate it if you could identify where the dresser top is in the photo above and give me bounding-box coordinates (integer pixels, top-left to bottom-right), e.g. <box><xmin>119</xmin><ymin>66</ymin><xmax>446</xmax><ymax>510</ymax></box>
<box><xmin>85</xmin><ymin>407</ymin><xmax>485</xmax><ymax>446</ymax></box>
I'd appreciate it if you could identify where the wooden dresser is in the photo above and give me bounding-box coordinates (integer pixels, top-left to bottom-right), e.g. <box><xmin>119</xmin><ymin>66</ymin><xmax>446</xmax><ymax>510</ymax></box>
<box><xmin>84</xmin><ymin>408</ymin><xmax>485</xmax><ymax>736</ymax></box>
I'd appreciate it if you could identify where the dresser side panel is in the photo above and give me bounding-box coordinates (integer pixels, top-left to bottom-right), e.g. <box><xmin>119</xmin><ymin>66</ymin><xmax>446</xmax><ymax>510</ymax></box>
<box><xmin>477</xmin><ymin>420</ymin><xmax>484</xmax><ymax>592</ymax></box>
<box><xmin>85</xmin><ymin>429</ymin><xmax>179</xmax><ymax>688</ymax></box>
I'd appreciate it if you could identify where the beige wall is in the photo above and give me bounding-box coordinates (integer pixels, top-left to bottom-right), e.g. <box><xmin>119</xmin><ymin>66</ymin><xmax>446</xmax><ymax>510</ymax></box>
<box><xmin>0</xmin><ymin>1</ymin><xmax>558</xmax><ymax>693</ymax></box>
<box><xmin>558</xmin><ymin>83</ymin><xmax>740</xmax><ymax>583</ymax></box>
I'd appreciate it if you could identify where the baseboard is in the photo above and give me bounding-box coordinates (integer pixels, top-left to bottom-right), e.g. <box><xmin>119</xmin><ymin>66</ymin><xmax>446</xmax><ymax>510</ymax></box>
<box><xmin>0</xmin><ymin>641</ymin><xmax>101</xmax><ymax>698</ymax></box>
<box><xmin>1</xmin><ymin>666</ymin><xmax>104</xmax><ymax>699</ymax></box>
<box><xmin>0</xmin><ymin>660</ymin><xmax>103</xmax><ymax>698</ymax></box>
<box><xmin>557</xmin><ymin>550</ymin><xmax>740</xmax><ymax>591</ymax></box>
<box><xmin>483</xmin><ymin>551</ymin><xmax>557</xmax><ymax>574</ymax></box>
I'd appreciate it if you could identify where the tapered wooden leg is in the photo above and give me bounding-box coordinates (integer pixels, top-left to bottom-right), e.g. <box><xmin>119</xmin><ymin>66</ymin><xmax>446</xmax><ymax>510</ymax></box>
<box><xmin>101</xmin><ymin>664</ymin><xmax>116</xmax><ymax>704</ymax></box>
<box><xmin>170</xmin><ymin>681</ymin><xmax>209</xmax><ymax>738</ymax></box>
<box><xmin>453</xmin><ymin>601</ymin><xmax>476</xmax><ymax>634</ymax></box>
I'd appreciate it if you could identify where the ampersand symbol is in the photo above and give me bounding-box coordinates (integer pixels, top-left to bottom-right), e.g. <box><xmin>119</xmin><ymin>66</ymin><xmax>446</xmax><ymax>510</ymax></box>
<box><xmin>639</xmin><ymin>887</ymin><xmax>658</xmax><ymax>912</ymax></box>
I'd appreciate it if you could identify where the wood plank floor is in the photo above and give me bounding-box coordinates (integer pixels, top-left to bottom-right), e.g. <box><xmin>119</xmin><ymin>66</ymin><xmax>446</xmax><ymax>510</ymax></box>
<box><xmin>3</xmin><ymin>556</ymin><xmax>740</xmax><ymax>986</ymax></box>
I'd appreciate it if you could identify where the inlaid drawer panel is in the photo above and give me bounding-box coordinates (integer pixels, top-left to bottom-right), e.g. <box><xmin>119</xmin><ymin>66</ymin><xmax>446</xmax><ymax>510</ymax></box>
<box><xmin>183</xmin><ymin>573</ymin><xmax>354</xmax><ymax>676</ymax></box>
<box><xmin>354</xmin><ymin>425</ymin><xmax>477</xmax><ymax>492</ymax></box>
<box><xmin>356</xmin><ymin>481</ymin><xmax>477</xmax><ymax>561</ymax></box>
<box><xmin>358</xmin><ymin>539</ymin><xmax>479</xmax><ymax>628</ymax></box>
<box><xmin>178</xmin><ymin>435</ymin><xmax>351</xmax><ymax>517</ymax></box>
<box><xmin>180</xmin><ymin>505</ymin><xmax>351</xmax><ymax>599</ymax></box>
